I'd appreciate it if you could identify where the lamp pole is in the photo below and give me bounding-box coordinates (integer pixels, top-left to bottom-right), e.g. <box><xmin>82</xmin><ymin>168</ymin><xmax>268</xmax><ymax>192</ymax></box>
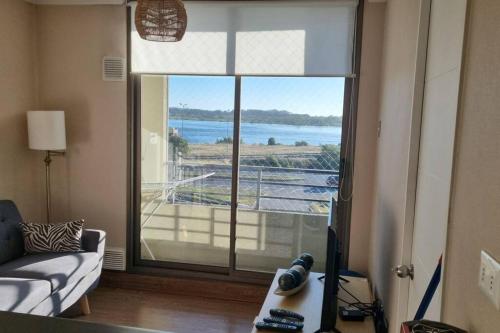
<box><xmin>44</xmin><ymin>150</ymin><xmax>65</xmax><ymax>223</ymax></box>
<box><xmin>44</xmin><ymin>151</ymin><xmax>52</xmax><ymax>223</ymax></box>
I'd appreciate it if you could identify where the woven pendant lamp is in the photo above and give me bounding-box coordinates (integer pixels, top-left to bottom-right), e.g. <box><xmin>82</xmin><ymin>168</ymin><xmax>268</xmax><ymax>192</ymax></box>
<box><xmin>135</xmin><ymin>0</ymin><xmax>187</xmax><ymax>42</ymax></box>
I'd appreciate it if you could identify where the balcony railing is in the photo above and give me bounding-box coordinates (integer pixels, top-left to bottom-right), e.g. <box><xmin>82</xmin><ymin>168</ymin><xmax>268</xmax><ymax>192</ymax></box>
<box><xmin>166</xmin><ymin>163</ymin><xmax>338</xmax><ymax>213</ymax></box>
<box><xmin>140</xmin><ymin>163</ymin><xmax>338</xmax><ymax>272</ymax></box>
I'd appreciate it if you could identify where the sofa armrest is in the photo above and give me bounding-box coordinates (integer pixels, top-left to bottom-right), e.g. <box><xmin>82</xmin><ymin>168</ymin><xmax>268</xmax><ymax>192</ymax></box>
<box><xmin>81</xmin><ymin>229</ymin><xmax>106</xmax><ymax>256</ymax></box>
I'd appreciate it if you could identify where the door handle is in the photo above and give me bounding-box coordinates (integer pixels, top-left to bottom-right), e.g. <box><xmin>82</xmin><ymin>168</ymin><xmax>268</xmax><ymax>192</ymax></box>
<box><xmin>393</xmin><ymin>264</ymin><xmax>414</xmax><ymax>280</ymax></box>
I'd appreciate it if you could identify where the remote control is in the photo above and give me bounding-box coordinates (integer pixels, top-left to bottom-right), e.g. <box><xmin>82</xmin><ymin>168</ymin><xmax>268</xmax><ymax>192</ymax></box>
<box><xmin>269</xmin><ymin>308</ymin><xmax>304</xmax><ymax>321</ymax></box>
<box><xmin>255</xmin><ymin>322</ymin><xmax>301</xmax><ymax>332</ymax></box>
<box><xmin>263</xmin><ymin>316</ymin><xmax>304</xmax><ymax>329</ymax></box>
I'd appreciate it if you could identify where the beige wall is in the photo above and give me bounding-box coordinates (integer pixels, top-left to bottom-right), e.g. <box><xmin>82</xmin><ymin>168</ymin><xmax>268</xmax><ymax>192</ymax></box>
<box><xmin>36</xmin><ymin>6</ymin><xmax>127</xmax><ymax>248</ymax></box>
<box><xmin>369</xmin><ymin>0</ymin><xmax>422</xmax><ymax>331</ymax></box>
<box><xmin>27</xmin><ymin>3</ymin><xmax>386</xmax><ymax>268</ymax></box>
<box><xmin>442</xmin><ymin>0</ymin><xmax>500</xmax><ymax>331</ymax></box>
<box><xmin>10</xmin><ymin>3</ymin><xmax>500</xmax><ymax>331</ymax></box>
<box><xmin>349</xmin><ymin>1</ymin><xmax>385</xmax><ymax>274</ymax></box>
<box><xmin>0</xmin><ymin>0</ymin><xmax>44</xmax><ymax>221</ymax></box>
<box><xmin>141</xmin><ymin>75</ymin><xmax>168</xmax><ymax>184</ymax></box>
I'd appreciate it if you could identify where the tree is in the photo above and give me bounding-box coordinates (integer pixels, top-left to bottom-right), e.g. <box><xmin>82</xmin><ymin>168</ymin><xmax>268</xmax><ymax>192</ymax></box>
<box><xmin>169</xmin><ymin>135</ymin><xmax>189</xmax><ymax>155</ymax></box>
<box><xmin>169</xmin><ymin>108</ymin><xmax>343</xmax><ymax>126</ymax></box>
<box><xmin>215</xmin><ymin>137</ymin><xmax>233</xmax><ymax>144</ymax></box>
<box><xmin>215</xmin><ymin>137</ymin><xmax>244</xmax><ymax>144</ymax></box>
<box><xmin>268</xmin><ymin>137</ymin><xmax>277</xmax><ymax>146</ymax></box>
<box><xmin>295</xmin><ymin>140</ymin><xmax>308</xmax><ymax>147</ymax></box>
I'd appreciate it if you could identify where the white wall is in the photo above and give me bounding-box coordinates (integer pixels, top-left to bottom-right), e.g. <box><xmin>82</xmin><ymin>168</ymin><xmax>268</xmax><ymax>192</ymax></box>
<box><xmin>369</xmin><ymin>1</ymin><xmax>423</xmax><ymax>331</ymax></box>
<box><xmin>407</xmin><ymin>0</ymin><xmax>466</xmax><ymax>320</ymax></box>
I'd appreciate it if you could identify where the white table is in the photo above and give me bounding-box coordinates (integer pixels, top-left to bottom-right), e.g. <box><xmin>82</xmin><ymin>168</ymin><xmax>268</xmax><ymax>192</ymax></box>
<box><xmin>251</xmin><ymin>269</ymin><xmax>375</xmax><ymax>333</ymax></box>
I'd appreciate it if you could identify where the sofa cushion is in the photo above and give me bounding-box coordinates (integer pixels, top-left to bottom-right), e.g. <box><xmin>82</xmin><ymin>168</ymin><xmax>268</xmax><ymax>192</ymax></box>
<box><xmin>0</xmin><ymin>278</ymin><xmax>51</xmax><ymax>313</ymax></box>
<box><xmin>0</xmin><ymin>201</ymin><xmax>24</xmax><ymax>265</ymax></box>
<box><xmin>0</xmin><ymin>252</ymin><xmax>100</xmax><ymax>292</ymax></box>
<box><xmin>21</xmin><ymin>220</ymin><xmax>84</xmax><ymax>253</ymax></box>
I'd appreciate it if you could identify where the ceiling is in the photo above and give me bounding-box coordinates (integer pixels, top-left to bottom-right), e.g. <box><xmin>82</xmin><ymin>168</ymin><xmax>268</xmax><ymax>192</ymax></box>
<box><xmin>25</xmin><ymin>0</ymin><xmax>125</xmax><ymax>5</ymax></box>
<box><xmin>25</xmin><ymin>0</ymin><xmax>386</xmax><ymax>5</ymax></box>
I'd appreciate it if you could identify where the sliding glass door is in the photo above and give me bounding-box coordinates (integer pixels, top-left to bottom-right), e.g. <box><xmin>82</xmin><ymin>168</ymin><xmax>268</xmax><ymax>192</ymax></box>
<box><xmin>139</xmin><ymin>75</ymin><xmax>235</xmax><ymax>268</ymax></box>
<box><xmin>236</xmin><ymin>77</ymin><xmax>344</xmax><ymax>273</ymax></box>
<box><xmin>135</xmin><ymin>74</ymin><xmax>345</xmax><ymax>277</ymax></box>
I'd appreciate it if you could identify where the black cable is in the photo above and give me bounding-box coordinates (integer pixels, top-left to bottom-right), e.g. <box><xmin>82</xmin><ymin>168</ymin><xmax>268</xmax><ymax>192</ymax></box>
<box><xmin>338</xmin><ymin>283</ymin><xmax>377</xmax><ymax>318</ymax></box>
<box><xmin>337</xmin><ymin>297</ymin><xmax>373</xmax><ymax>311</ymax></box>
<box><xmin>317</xmin><ymin>275</ymin><xmax>350</xmax><ymax>283</ymax></box>
<box><xmin>339</xmin><ymin>282</ymin><xmax>360</xmax><ymax>302</ymax></box>
<box><xmin>317</xmin><ymin>275</ymin><xmax>376</xmax><ymax>317</ymax></box>
<box><xmin>339</xmin><ymin>282</ymin><xmax>371</xmax><ymax>306</ymax></box>
<box><xmin>337</xmin><ymin>297</ymin><xmax>374</xmax><ymax>316</ymax></box>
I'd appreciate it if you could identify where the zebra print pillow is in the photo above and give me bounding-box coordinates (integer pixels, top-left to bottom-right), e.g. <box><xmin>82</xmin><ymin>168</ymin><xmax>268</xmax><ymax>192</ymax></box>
<box><xmin>20</xmin><ymin>220</ymin><xmax>84</xmax><ymax>253</ymax></box>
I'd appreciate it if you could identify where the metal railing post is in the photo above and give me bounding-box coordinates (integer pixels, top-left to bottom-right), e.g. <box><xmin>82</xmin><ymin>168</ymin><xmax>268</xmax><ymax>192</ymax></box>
<box><xmin>256</xmin><ymin>168</ymin><xmax>263</xmax><ymax>210</ymax></box>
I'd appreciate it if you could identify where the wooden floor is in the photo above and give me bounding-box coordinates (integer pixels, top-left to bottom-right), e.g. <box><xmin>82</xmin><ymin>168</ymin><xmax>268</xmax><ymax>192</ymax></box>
<box><xmin>64</xmin><ymin>287</ymin><xmax>262</xmax><ymax>333</ymax></box>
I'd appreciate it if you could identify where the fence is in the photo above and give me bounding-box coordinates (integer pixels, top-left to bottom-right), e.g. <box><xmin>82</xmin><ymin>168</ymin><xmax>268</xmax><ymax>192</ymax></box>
<box><xmin>140</xmin><ymin>161</ymin><xmax>338</xmax><ymax>270</ymax></box>
<box><xmin>171</xmin><ymin>163</ymin><xmax>339</xmax><ymax>214</ymax></box>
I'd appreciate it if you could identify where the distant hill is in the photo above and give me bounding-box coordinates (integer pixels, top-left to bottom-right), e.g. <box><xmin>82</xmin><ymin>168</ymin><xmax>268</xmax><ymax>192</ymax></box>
<box><xmin>169</xmin><ymin>108</ymin><xmax>342</xmax><ymax>127</ymax></box>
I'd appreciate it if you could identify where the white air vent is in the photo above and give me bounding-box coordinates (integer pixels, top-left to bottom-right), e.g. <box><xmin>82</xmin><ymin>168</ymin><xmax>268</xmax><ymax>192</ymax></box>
<box><xmin>103</xmin><ymin>247</ymin><xmax>126</xmax><ymax>271</ymax></box>
<box><xmin>102</xmin><ymin>56</ymin><xmax>126</xmax><ymax>81</ymax></box>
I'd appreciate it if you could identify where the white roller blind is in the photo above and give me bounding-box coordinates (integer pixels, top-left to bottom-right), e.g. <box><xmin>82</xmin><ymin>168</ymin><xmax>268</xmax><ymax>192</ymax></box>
<box><xmin>131</xmin><ymin>1</ymin><xmax>358</xmax><ymax>76</ymax></box>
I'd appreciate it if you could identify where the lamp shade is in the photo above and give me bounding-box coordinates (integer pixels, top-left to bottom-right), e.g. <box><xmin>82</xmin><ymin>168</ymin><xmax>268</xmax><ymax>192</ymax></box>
<box><xmin>27</xmin><ymin>111</ymin><xmax>67</xmax><ymax>151</ymax></box>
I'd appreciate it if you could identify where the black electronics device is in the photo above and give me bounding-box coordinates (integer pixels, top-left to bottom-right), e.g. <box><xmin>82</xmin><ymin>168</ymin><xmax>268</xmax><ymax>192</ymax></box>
<box><xmin>338</xmin><ymin>306</ymin><xmax>365</xmax><ymax>322</ymax></box>
<box><xmin>255</xmin><ymin>322</ymin><xmax>302</xmax><ymax>332</ymax></box>
<box><xmin>319</xmin><ymin>197</ymin><xmax>341</xmax><ymax>333</ymax></box>
<box><xmin>264</xmin><ymin>317</ymin><xmax>305</xmax><ymax>329</ymax></box>
<box><xmin>269</xmin><ymin>308</ymin><xmax>304</xmax><ymax>321</ymax></box>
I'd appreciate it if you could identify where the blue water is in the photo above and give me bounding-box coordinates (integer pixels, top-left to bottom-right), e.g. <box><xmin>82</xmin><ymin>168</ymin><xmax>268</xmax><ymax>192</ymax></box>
<box><xmin>169</xmin><ymin>119</ymin><xmax>342</xmax><ymax>146</ymax></box>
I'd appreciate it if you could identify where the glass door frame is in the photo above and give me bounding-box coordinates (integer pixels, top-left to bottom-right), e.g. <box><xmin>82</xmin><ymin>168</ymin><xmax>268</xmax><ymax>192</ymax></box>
<box><xmin>126</xmin><ymin>2</ymin><xmax>364</xmax><ymax>283</ymax></box>
<box><xmin>129</xmin><ymin>74</ymin><xmax>273</xmax><ymax>283</ymax></box>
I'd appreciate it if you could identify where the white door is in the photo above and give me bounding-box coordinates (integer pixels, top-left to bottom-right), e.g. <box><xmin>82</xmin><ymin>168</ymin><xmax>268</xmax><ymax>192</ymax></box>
<box><xmin>405</xmin><ymin>0</ymin><xmax>467</xmax><ymax>321</ymax></box>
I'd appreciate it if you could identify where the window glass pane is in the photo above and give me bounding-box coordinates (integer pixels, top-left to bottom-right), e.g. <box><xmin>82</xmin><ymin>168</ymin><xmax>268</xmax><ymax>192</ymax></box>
<box><xmin>236</xmin><ymin>77</ymin><xmax>344</xmax><ymax>273</ymax></box>
<box><xmin>140</xmin><ymin>75</ymin><xmax>235</xmax><ymax>267</ymax></box>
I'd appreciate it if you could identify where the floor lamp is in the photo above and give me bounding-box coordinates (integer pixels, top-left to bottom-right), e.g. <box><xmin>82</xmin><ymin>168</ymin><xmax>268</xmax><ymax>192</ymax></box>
<box><xmin>27</xmin><ymin>111</ymin><xmax>67</xmax><ymax>224</ymax></box>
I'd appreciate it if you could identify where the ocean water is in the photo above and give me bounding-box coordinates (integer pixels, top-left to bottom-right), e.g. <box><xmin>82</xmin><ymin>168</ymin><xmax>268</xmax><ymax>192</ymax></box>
<box><xmin>169</xmin><ymin>119</ymin><xmax>342</xmax><ymax>146</ymax></box>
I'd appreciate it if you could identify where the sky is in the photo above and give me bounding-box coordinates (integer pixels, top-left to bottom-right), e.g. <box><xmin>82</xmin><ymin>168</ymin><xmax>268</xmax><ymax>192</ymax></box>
<box><xmin>168</xmin><ymin>75</ymin><xmax>345</xmax><ymax>117</ymax></box>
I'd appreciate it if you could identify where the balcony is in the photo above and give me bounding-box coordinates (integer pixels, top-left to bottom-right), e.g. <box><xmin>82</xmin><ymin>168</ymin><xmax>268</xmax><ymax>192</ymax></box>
<box><xmin>140</xmin><ymin>153</ymin><xmax>338</xmax><ymax>273</ymax></box>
